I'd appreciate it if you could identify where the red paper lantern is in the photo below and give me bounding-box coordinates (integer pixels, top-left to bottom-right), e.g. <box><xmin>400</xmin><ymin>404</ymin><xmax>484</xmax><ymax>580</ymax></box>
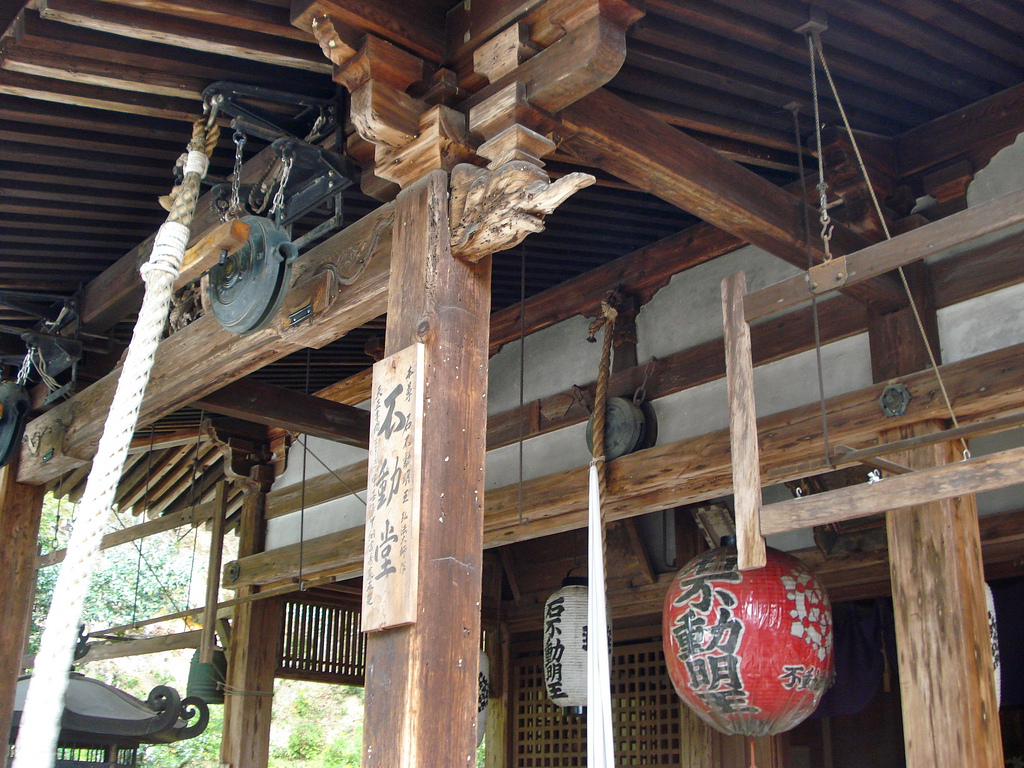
<box><xmin>663</xmin><ymin>545</ymin><xmax>834</xmax><ymax>736</ymax></box>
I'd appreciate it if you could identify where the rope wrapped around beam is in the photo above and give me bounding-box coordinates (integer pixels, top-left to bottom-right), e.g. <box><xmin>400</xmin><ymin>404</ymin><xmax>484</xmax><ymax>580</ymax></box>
<box><xmin>13</xmin><ymin>118</ymin><xmax>219</xmax><ymax>768</ymax></box>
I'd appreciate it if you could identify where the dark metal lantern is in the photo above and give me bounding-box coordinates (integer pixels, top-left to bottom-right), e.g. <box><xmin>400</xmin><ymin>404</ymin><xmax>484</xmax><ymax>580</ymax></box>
<box><xmin>10</xmin><ymin>673</ymin><xmax>209</xmax><ymax>762</ymax></box>
<box><xmin>186</xmin><ymin>648</ymin><xmax>228</xmax><ymax>705</ymax></box>
<box><xmin>0</xmin><ymin>380</ymin><xmax>30</xmax><ymax>468</ymax></box>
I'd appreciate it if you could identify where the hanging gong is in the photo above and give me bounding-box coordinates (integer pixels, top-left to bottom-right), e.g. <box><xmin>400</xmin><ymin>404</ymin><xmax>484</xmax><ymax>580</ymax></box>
<box><xmin>207</xmin><ymin>216</ymin><xmax>299</xmax><ymax>335</ymax></box>
<box><xmin>586</xmin><ymin>396</ymin><xmax>649</xmax><ymax>460</ymax></box>
<box><xmin>0</xmin><ymin>380</ymin><xmax>30</xmax><ymax>468</ymax></box>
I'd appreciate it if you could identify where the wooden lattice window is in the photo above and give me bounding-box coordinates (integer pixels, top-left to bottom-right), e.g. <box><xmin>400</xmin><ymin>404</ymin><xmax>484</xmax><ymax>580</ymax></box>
<box><xmin>277</xmin><ymin>592</ymin><xmax>366</xmax><ymax>685</ymax></box>
<box><xmin>512</xmin><ymin>638</ymin><xmax>682</xmax><ymax>766</ymax></box>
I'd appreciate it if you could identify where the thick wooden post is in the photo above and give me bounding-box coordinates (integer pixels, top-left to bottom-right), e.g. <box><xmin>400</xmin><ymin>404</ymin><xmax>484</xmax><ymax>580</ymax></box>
<box><xmin>362</xmin><ymin>169</ymin><xmax>492</xmax><ymax>767</ymax></box>
<box><xmin>221</xmin><ymin>472</ymin><xmax>282</xmax><ymax>768</ymax></box>
<box><xmin>885</xmin><ymin>421</ymin><xmax>1001</xmax><ymax>767</ymax></box>
<box><xmin>0</xmin><ymin>456</ymin><xmax>45</xmax><ymax>743</ymax></box>
<box><xmin>870</xmin><ymin>272</ymin><xmax>1002</xmax><ymax>767</ymax></box>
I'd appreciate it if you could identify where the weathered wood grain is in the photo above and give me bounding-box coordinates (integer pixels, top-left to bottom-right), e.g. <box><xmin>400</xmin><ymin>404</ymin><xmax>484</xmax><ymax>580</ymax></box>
<box><xmin>0</xmin><ymin>457</ymin><xmax>45</xmax><ymax>744</ymax></box>
<box><xmin>559</xmin><ymin>88</ymin><xmax>906</xmax><ymax>312</ymax></box>
<box><xmin>195</xmin><ymin>378</ymin><xmax>371</xmax><ymax>449</ymax></box>
<box><xmin>225</xmin><ymin>341</ymin><xmax>1024</xmax><ymax>587</ymax></box>
<box><xmin>18</xmin><ymin>201</ymin><xmax>396</xmax><ymax>485</ymax></box>
<box><xmin>721</xmin><ymin>272</ymin><xmax>765</xmax><ymax>569</ymax></box>
<box><xmin>745</xmin><ymin>187</ymin><xmax>1024</xmax><ymax>322</ymax></box>
<box><xmin>361</xmin><ymin>170</ymin><xmax>491</xmax><ymax>768</ymax></box>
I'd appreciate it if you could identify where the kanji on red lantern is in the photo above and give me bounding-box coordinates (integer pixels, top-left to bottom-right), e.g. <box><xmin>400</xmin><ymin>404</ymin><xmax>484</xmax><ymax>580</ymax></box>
<box><xmin>663</xmin><ymin>546</ymin><xmax>834</xmax><ymax>736</ymax></box>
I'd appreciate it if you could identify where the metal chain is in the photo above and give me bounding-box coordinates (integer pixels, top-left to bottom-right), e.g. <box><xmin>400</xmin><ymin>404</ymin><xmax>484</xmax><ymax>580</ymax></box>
<box><xmin>271</xmin><ymin>152</ymin><xmax>294</xmax><ymax>221</ymax></box>
<box><xmin>807</xmin><ymin>32</ymin><xmax>834</xmax><ymax>262</ymax></box>
<box><xmin>224</xmin><ymin>130</ymin><xmax>247</xmax><ymax>221</ymax></box>
<box><xmin>632</xmin><ymin>357</ymin><xmax>657</xmax><ymax>406</ymax></box>
<box><xmin>811</xmin><ymin>33</ymin><xmax>969</xmax><ymax>459</ymax></box>
<box><xmin>15</xmin><ymin>349</ymin><xmax>33</xmax><ymax>385</ymax></box>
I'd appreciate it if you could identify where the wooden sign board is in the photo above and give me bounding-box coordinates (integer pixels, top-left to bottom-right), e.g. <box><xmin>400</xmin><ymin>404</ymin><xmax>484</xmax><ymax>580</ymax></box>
<box><xmin>362</xmin><ymin>343</ymin><xmax>424</xmax><ymax>632</ymax></box>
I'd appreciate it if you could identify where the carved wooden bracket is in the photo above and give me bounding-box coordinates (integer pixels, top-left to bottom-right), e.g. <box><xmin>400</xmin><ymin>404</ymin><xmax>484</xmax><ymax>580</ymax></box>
<box><xmin>449</xmin><ymin>161</ymin><xmax>595</xmax><ymax>262</ymax></box>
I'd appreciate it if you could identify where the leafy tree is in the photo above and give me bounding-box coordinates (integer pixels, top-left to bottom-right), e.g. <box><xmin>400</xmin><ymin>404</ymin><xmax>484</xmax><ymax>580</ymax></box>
<box><xmin>30</xmin><ymin>494</ymin><xmax>197</xmax><ymax>654</ymax></box>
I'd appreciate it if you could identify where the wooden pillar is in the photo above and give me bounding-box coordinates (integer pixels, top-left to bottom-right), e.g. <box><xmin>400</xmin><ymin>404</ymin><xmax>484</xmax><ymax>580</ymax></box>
<box><xmin>221</xmin><ymin>470</ymin><xmax>282</xmax><ymax>768</ymax></box>
<box><xmin>0</xmin><ymin>456</ymin><xmax>45</xmax><ymax>744</ymax></box>
<box><xmin>362</xmin><ymin>169</ymin><xmax>492</xmax><ymax>767</ymax></box>
<box><xmin>869</xmin><ymin>270</ymin><xmax>1003</xmax><ymax>767</ymax></box>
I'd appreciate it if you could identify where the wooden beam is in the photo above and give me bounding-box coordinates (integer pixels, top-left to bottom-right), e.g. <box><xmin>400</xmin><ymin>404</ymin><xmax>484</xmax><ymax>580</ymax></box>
<box><xmin>744</xmin><ymin>187</ymin><xmax>1024</xmax><ymax>322</ymax></box>
<box><xmin>361</xmin><ymin>171</ymin><xmax>490</xmax><ymax>767</ymax></box>
<box><xmin>760</xmin><ymin>445</ymin><xmax>1024</xmax><ymax>536</ymax></box>
<box><xmin>0</xmin><ymin>455</ymin><xmax>45</xmax><ymax>746</ymax></box>
<box><xmin>199</xmin><ymin>482</ymin><xmax>228</xmax><ymax>664</ymax></box>
<box><xmin>261</xmin><ymin>291</ymin><xmax>869</xmax><ymax>522</ymax></box>
<box><xmin>18</xmin><ymin>198</ymin><xmax>396</xmax><ymax>484</ymax></box>
<box><xmin>40</xmin><ymin>0</ymin><xmax>331</xmax><ymax>72</ymax></box>
<box><xmin>220</xmin><ymin>480</ymin><xmax>281</xmax><ymax>768</ymax></box>
<box><xmin>194</xmin><ymin>378</ymin><xmax>371</xmax><ymax>449</ymax></box>
<box><xmin>721</xmin><ymin>272</ymin><xmax>764</xmax><ymax>570</ymax></box>
<box><xmin>224</xmin><ymin>341</ymin><xmax>1024</xmax><ymax>588</ymax></box>
<box><xmin>0</xmin><ymin>68</ymin><xmax>202</xmax><ymax>121</ymax></box>
<box><xmin>558</xmin><ymin>88</ymin><xmax>906</xmax><ymax>313</ymax></box>
<box><xmin>897</xmin><ymin>81</ymin><xmax>1024</xmax><ymax>177</ymax></box>
<box><xmin>80</xmin><ymin>629</ymin><xmax>202</xmax><ymax>662</ymax></box>
<box><xmin>885</xmin><ymin>423</ymin><xmax>1002</xmax><ymax>767</ymax></box>
<box><xmin>291</xmin><ymin>0</ymin><xmax>444</xmax><ymax>63</ymax></box>
<box><xmin>37</xmin><ymin>494</ymin><xmax>221</xmax><ymax>568</ymax></box>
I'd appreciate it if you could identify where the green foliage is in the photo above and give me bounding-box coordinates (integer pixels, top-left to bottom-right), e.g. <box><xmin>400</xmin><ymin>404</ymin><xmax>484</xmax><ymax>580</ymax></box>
<box><xmin>288</xmin><ymin>722</ymin><xmax>326</xmax><ymax>759</ymax></box>
<box><xmin>322</xmin><ymin>732</ymin><xmax>362</xmax><ymax>768</ymax></box>
<box><xmin>30</xmin><ymin>493</ymin><xmax>196</xmax><ymax>653</ymax></box>
<box><xmin>139</xmin><ymin>705</ymin><xmax>224</xmax><ymax>768</ymax></box>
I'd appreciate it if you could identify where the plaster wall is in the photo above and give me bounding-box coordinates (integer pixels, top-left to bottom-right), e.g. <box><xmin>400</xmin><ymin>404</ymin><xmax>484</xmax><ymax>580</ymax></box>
<box><xmin>266</xmin><ymin>136</ymin><xmax>1024</xmax><ymax>551</ymax></box>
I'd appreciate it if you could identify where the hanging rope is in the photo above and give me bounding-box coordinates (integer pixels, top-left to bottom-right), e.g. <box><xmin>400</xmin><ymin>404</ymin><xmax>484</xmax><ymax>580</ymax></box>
<box><xmin>586</xmin><ymin>296</ymin><xmax>618</xmax><ymax>768</ymax></box>
<box><xmin>807</xmin><ymin>32</ymin><xmax>969</xmax><ymax>459</ymax></box>
<box><xmin>13</xmin><ymin>112</ymin><xmax>218</xmax><ymax>768</ymax></box>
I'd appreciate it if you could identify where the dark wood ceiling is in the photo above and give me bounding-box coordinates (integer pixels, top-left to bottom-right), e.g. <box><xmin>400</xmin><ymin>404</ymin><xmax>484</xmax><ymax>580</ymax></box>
<box><xmin>1</xmin><ymin>0</ymin><xmax>1022</xmax><ymax>396</ymax></box>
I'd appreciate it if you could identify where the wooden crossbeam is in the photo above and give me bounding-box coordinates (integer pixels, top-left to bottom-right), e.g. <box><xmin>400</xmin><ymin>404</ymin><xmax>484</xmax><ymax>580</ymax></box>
<box><xmin>39</xmin><ymin>0</ymin><xmax>331</xmax><ymax>72</ymax></box>
<box><xmin>558</xmin><ymin>88</ymin><xmax>907</xmax><ymax>313</ymax></box>
<box><xmin>194</xmin><ymin>378</ymin><xmax>371</xmax><ymax>449</ymax></box>
<box><xmin>761</xmin><ymin>446</ymin><xmax>1024</xmax><ymax>536</ymax></box>
<box><xmin>17</xmin><ymin>200</ymin><xmax>397</xmax><ymax>484</ymax></box>
<box><xmin>222</xmin><ymin>341</ymin><xmax>1024</xmax><ymax>589</ymax></box>
<box><xmin>745</xmin><ymin>187</ymin><xmax>1024</xmax><ymax>322</ymax></box>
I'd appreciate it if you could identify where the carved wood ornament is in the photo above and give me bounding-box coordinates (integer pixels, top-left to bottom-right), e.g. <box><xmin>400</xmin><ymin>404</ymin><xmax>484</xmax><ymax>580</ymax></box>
<box><xmin>449</xmin><ymin>161</ymin><xmax>595</xmax><ymax>262</ymax></box>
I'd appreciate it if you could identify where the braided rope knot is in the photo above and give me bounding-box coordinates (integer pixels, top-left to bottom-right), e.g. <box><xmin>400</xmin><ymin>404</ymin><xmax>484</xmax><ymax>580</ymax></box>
<box><xmin>182</xmin><ymin>150</ymin><xmax>210</xmax><ymax>179</ymax></box>
<box><xmin>141</xmin><ymin>222</ymin><xmax>189</xmax><ymax>283</ymax></box>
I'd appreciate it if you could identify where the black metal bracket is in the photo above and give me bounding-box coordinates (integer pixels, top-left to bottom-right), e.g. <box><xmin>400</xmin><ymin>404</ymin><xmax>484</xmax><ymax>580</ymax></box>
<box><xmin>271</xmin><ymin>137</ymin><xmax>356</xmax><ymax>226</ymax></box>
<box><xmin>202</xmin><ymin>81</ymin><xmax>339</xmax><ymax>143</ymax></box>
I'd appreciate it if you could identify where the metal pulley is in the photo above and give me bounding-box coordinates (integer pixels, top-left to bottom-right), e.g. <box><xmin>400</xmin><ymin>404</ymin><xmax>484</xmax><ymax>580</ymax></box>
<box><xmin>207</xmin><ymin>216</ymin><xmax>298</xmax><ymax>335</ymax></box>
<box><xmin>585</xmin><ymin>396</ymin><xmax>654</xmax><ymax>461</ymax></box>
<box><xmin>0</xmin><ymin>380</ymin><xmax>30</xmax><ymax>468</ymax></box>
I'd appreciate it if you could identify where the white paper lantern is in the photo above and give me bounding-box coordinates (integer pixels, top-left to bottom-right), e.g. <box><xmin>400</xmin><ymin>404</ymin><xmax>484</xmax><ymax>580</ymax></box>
<box><xmin>477</xmin><ymin>649</ymin><xmax>490</xmax><ymax>746</ymax></box>
<box><xmin>985</xmin><ymin>582</ymin><xmax>1001</xmax><ymax>708</ymax></box>
<box><xmin>543</xmin><ymin>578</ymin><xmax>589</xmax><ymax>710</ymax></box>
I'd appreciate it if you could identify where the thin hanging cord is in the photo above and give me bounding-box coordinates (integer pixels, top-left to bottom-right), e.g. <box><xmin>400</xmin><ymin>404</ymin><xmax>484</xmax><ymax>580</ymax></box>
<box><xmin>807</xmin><ymin>34</ymin><xmax>833</xmax><ymax>262</ymax></box>
<box><xmin>518</xmin><ymin>244</ymin><xmax>527</xmax><ymax>526</ymax></box>
<box><xmin>790</xmin><ymin>103</ymin><xmax>831</xmax><ymax>466</ymax></box>
<box><xmin>301</xmin><ymin>443</ymin><xmax>366</xmax><ymax>506</ymax></box>
<box><xmin>297</xmin><ymin>348</ymin><xmax>311</xmax><ymax>590</ymax></box>
<box><xmin>809</xmin><ymin>33</ymin><xmax>969</xmax><ymax>459</ymax></box>
<box><xmin>131</xmin><ymin>428</ymin><xmax>156</xmax><ymax>627</ymax></box>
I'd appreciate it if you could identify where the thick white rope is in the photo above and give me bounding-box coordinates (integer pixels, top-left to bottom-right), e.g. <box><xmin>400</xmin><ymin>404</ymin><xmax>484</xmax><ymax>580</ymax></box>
<box><xmin>13</xmin><ymin>208</ymin><xmax>199</xmax><ymax>763</ymax></box>
<box><xmin>587</xmin><ymin>461</ymin><xmax>615</xmax><ymax>767</ymax></box>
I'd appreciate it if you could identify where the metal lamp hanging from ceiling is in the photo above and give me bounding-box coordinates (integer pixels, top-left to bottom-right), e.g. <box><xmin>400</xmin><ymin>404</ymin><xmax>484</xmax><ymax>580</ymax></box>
<box><xmin>543</xmin><ymin>576</ymin><xmax>589</xmax><ymax>713</ymax></box>
<box><xmin>663</xmin><ymin>543</ymin><xmax>834</xmax><ymax>736</ymax></box>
